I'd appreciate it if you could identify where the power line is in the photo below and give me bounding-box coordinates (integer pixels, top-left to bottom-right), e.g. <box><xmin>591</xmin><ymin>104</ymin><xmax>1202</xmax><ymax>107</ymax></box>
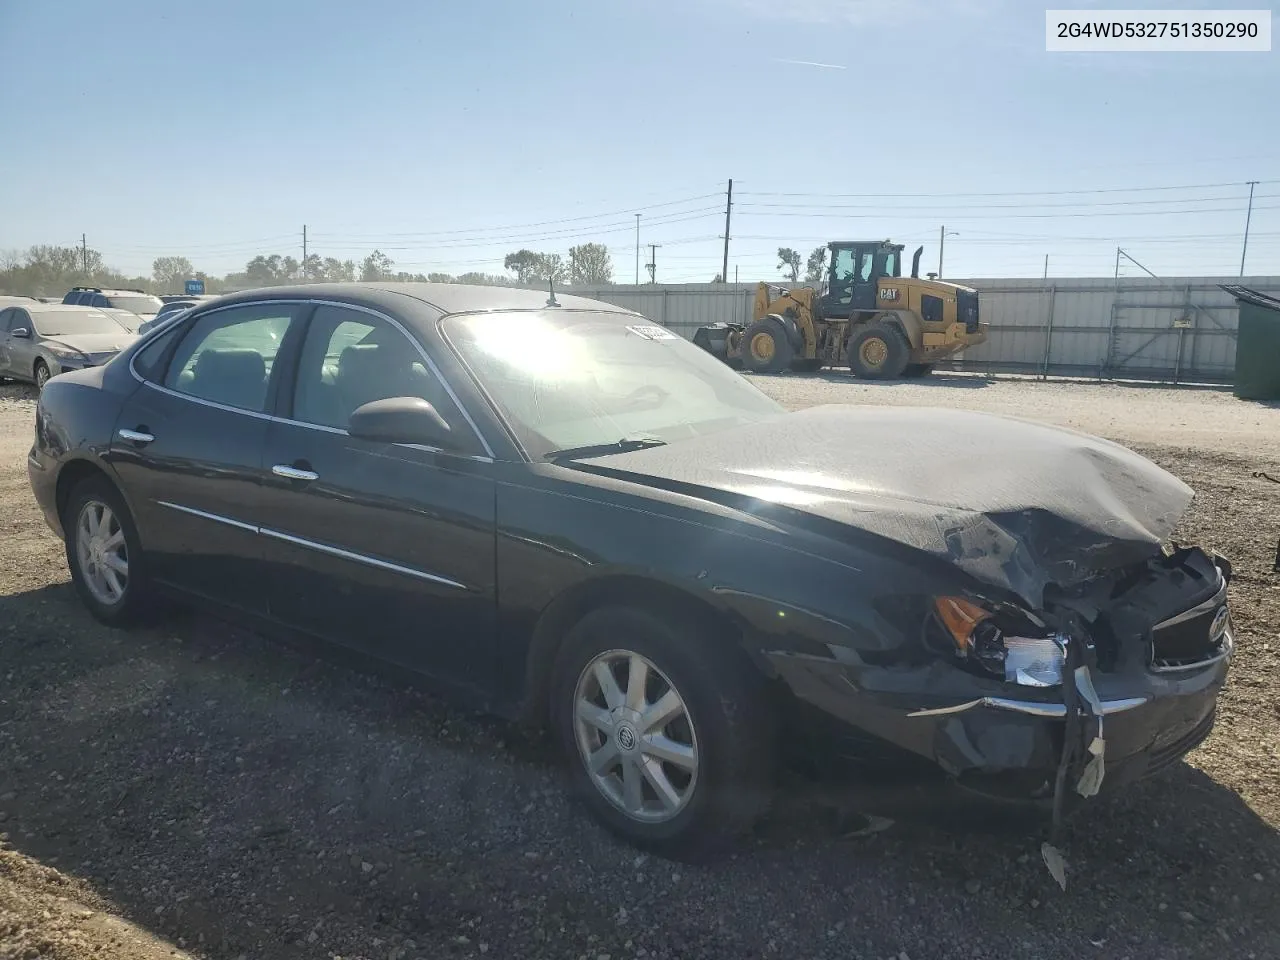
<box><xmin>308</xmin><ymin>193</ymin><xmax>723</xmax><ymax>241</ymax></box>
<box><xmin>736</xmin><ymin>178</ymin><xmax>1280</xmax><ymax>200</ymax></box>
<box><xmin>103</xmin><ymin>234</ymin><xmax>302</xmax><ymax>253</ymax></box>
<box><xmin>731</xmin><ymin>202</ymin><xmax>1280</xmax><ymax>221</ymax></box>
<box><xmin>306</xmin><ymin>209</ymin><xmax>724</xmax><ymax>252</ymax></box>
<box><xmin>735</xmin><ymin>193</ymin><xmax>1277</xmax><ymax>212</ymax></box>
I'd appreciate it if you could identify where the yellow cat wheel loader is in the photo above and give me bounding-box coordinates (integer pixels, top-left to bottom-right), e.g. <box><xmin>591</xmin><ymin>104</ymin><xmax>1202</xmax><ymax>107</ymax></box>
<box><xmin>693</xmin><ymin>240</ymin><xmax>988</xmax><ymax>379</ymax></box>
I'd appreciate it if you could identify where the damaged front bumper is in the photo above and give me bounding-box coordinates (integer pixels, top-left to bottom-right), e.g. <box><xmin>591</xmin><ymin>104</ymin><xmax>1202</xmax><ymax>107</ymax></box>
<box><xmin>769</xmin><ymin>555</ymin><xmax>1234</xmax><ymax>824</ymax></box>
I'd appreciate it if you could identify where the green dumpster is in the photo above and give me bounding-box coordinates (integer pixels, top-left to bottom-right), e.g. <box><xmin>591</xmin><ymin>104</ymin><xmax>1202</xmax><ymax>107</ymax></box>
<box><xmin>1221</xmin><ymin>284</ymin><xmax>1280</xmax><ymax>401</ymax></box>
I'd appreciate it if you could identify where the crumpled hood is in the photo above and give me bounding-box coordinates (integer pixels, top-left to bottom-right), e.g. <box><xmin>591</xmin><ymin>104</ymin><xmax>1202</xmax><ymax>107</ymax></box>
<box><xmin>44</xmin><ymin>332</ymin><xmax>137</xmax><ymax>354</ymax></box>
<box><xmin>585</xmin><ymin>405</ymin><xmax>1193</xmax><ymax>609</ymax></box>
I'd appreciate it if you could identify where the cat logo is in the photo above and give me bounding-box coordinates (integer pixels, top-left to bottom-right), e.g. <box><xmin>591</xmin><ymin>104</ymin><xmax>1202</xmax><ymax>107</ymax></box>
<box><xmin>880</xmin><ymin>288</ymin><xmax>900</xmax><ymax>301</ymax></box>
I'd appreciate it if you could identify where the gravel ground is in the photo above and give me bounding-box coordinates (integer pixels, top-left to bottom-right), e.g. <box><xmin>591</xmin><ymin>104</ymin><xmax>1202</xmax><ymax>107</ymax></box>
<box><xmin>1</xmin><ymin>375</ymin><xmax>1278</xmax><ymax>960</ymax></box>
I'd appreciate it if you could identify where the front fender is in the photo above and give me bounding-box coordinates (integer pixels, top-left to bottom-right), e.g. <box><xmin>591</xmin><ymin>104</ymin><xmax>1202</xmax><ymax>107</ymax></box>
<box><xmin>492</xmin><ymin>463</ymin><xmax>966</xmax><ymax>711</ymax></box>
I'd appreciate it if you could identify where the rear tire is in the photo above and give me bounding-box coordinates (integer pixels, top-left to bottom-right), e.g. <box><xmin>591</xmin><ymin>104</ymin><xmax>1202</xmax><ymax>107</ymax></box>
<box><xmin>64</xmin><ymin>476</ymin><xmax>156</xmax><ymax>628</ymax></box>
<box><xmin>741</xmin><ymin>317</ymin><xmax>794</xmax><ymax>374</ymax></box>
<box><xmin>551</xmin><ymin>605</ymin><xmax>775</xmax><ymax>860</ymax></box>
<box><xmin>848</xmin><ymin>324</ymin><xmax>909</xmax><ymax>379</ymax></box>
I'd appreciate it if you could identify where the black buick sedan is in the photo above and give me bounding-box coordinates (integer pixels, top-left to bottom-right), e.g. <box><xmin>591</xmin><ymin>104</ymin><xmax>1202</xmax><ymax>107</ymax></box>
<box><xmin>28</xmin><ymin>283</ymin><xmax>1233</xmax><ymax>856</ymax></box>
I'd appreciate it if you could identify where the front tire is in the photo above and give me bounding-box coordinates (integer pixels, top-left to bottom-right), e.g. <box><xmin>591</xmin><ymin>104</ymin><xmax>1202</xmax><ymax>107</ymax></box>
<box><xmin>551</xmin><ymin>605</ymin><xmax>775</xmax><ymax>859</ymax></box>
<box><xmin>848</xmin><ymin>324</ymin><xmax>909</xmax><ymax>379</ymax></box>
<box><xmin>741</xmin><ymin>317</ymin><xmax>795</xmax><ymax>374</ymax></box>
<box><xmin>64</xmin><ymin>476</ymin><xmax>155</xmax><ymax>627</ymax></box>
<box><xmin>33</xmin><ymin>360</ymin><xmax>51</xmax><ymax>390</ymax></box>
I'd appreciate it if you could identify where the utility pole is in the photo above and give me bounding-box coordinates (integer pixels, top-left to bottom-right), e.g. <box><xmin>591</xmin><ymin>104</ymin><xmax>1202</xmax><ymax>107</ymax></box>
<box><xmin>635</xmin><ymin>214</ymin><xmax>641</xmax><ymax>285</ymax></box>
<box><xmin>734</xmin><ymin>265</ymin><xmax>739</xmax><ymax>283</ymax></box>
<box><xmin>1241</xmin><ymin>180</ymin><xmax>1258</xmax><ymax>277</ymax></box>
<box><xmin>646</xmin><ymin>243</ymin><xmax>661</xmax><ymax>284</ymax></box>
<box><xmin>938</xmin><ymin>226</ymin><xmax>958</xmax><ymax>278</ymax></box>
<box><xmin>302</xmin><ymin>225</ymin><xmax>308</xmax><ymax>280</ymax></box>
<box><xmin>81</xmin><ymin>233</ymin><xmax>87</xmax><ymax>272</ymax></box>
<box><xmin>1043</xmin><ymin>254</ymin><xmax>1049</xmax><ymax>280</ymax></box>
<box><xmin>721</xmin><ymin>179</ymin><xmax>733</xmax><ymax>283</ymax></box>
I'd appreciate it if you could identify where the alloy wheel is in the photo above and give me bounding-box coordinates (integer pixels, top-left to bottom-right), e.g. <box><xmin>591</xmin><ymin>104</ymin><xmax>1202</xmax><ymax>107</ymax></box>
<box><xmin>573</xmin><ymin>649</ymin><xmax>699</xmax><ymax>824</ymax></box>
<box><xmin>76</xmin><ymin>499</ymin><xmax>129</xmax><ymax>606</ymax></box>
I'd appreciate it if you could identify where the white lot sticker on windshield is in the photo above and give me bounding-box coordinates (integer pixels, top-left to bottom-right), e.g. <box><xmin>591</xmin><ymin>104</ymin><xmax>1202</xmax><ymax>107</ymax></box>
<box><xmin>625</xmin><ymin>324</ymin><xmax>678</xmax><ymax>341</ymax></box>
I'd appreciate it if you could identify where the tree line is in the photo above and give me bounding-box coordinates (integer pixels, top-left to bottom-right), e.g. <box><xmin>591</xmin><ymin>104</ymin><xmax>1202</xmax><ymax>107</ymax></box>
<box><xmin>1</xmin><ymin>239</ymin><xmax>833</xmax><ymax>297</ymax></box>
<box><xmin>0</xmin><ymin>241</ymin><xmax>616</xmax><ymax>298</ymax></box>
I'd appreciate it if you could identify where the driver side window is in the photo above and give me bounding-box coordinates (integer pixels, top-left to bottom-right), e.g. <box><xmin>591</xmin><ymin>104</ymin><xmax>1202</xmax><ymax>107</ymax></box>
<box><xmin>289</xmin><ymin>305</ymin><xmax>462</xmax><ymax>438</ymax></box>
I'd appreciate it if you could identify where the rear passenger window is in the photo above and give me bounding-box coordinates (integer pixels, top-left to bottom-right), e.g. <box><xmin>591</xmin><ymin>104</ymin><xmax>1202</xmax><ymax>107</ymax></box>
<box><xmin>132</xmin><ymin>323</ymin><xmax>185</xmax><ymax>381</ymax></box>
<box><xmin>290</xmin><ymin>305</ymin><xmax>459</xmax><ymax>433</ymax></box>
<box><xmin>164</xmin><ymin>305</ymin><xmax>296</xmax><ymax>412</ymax></box>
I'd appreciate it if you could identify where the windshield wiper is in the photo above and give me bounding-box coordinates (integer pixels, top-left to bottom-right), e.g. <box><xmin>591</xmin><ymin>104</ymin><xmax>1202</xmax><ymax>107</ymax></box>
<box><xmin>547</xmin><ymin>437</ymin><xmax>668</xmax><ymax>462</ymax></box>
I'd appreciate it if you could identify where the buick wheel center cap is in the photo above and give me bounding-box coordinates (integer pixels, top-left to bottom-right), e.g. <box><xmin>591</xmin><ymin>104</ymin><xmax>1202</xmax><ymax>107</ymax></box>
<box><xmin>616</xmin><ymin>722</ymin><xmax>638</xmax><ymax>752</ymax></box>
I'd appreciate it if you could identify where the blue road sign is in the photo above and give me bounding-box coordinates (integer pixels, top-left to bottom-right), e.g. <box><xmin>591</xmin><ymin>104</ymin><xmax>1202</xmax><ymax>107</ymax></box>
<box><xmin>184</xmin><ymin>279</ymin><xmax>205</xmax><ymax>296</ymax></box>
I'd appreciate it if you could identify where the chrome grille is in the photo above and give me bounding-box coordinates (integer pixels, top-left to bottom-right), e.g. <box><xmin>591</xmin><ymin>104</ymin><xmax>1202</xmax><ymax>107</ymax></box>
<box><xmin>1150</xmin><ymin>578</ymin><xmax>1231</xmax><ymax>672</ymax></box>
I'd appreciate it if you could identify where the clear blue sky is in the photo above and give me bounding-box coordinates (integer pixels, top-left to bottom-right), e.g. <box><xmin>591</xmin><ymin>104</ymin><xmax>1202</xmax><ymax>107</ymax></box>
<box><xmin>1</xmin><ymin>0</ymin><xmax>1277</xmax><ymax>281</ymax></box>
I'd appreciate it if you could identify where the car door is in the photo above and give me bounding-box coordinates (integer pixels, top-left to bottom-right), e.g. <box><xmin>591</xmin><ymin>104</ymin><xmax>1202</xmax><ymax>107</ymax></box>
<box><xmin>109</xmin><ymin>301</ymin><xmax>306</xmax><ymax>612</ymax></box>
<box><xmin>850</xmin><ymin>248</ymin><xmax>879</xmax><ymax>311</ymax></box>
<box><xmin>6</xmin><ymin>308</ymin><xmax>38</xmax><ymax>380</ymax></box>
<box><xmin>258</xmin><ymin>302</ymin><xmax>498</xmax><ymax>691</ymax></box>
<box><xmin>0</xmin><ymin>310</ymin><xmax>13</xmax><ymax>375</ymax></box>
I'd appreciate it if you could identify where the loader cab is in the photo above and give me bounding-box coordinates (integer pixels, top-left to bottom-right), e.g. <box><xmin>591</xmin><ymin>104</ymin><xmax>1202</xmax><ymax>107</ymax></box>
<box><xmin>822</xmin><ymin>241</ymin><xmax>904</xmax><ymax>318</ymax></box>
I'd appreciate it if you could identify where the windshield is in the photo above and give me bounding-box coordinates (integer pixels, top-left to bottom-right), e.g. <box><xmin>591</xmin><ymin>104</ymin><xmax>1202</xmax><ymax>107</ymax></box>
<box><xmin>106</xmin><ymin>295</ymin><xmax>163</xmax><ymax>315</ymax></box>
<box><xmin>33</xmin><ymin>310</ymin><xmax>131</xmax><ymax>337</ymax></box>
<box><xmin>443</xmin><ymin>310</ymin><xmax>784</xmax><ymax>460</ymax></box>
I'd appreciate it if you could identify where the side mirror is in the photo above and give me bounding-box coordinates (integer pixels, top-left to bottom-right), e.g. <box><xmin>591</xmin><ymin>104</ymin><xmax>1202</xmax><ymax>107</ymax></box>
<box><xmin>348</xmin><ymin>396</ymin><xmax>455</xmax><ymax>449</ymax></box>
<box><xmin>11</xmin><ymin>327</ymin><xmax>31</xmax><ymax>339</ymax></box>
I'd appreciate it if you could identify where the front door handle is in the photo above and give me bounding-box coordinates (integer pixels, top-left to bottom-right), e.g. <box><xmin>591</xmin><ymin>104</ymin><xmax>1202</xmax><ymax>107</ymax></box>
<box><xmin>273</xmin><ymin>464</ymin><xmax>319</xmax><ymax>482</ymax></box>
<box><xmin>118</xmin><ymin>428</ymin><xmax>155</xmax><ymax>444</ymax></box>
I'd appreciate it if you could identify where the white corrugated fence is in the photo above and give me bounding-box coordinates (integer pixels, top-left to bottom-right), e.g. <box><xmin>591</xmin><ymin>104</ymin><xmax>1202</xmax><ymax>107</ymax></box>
<box><xmin>566</xmin><ymin>276</ymin><xmax>1280</xmax><ymax>383</ymax></box>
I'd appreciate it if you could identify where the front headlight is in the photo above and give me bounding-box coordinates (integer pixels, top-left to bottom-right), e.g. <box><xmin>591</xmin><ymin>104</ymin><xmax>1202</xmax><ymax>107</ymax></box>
<box><xmin>934</xmin><ymin>596</ymin><xmax>1065</xmax><ymax>688</ymax></box>
<box><xmin>48</xmin><ymin>345</ymin><xmax>89</xmax><ymax>362</ymax></box>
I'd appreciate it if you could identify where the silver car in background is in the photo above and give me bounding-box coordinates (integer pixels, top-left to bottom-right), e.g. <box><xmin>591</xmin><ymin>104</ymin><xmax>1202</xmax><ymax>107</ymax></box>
<box><xmin>0</xmin><ymin>304</ymin><xmax>138</xmax><ymax>389</ymax></box>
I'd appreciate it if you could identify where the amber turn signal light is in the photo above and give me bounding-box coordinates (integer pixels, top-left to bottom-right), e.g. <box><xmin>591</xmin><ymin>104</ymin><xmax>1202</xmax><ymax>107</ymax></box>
<box><xmin>934</xmin><ymin>596</ymin><xmax>992</xmax><ymax>650</ymax></box>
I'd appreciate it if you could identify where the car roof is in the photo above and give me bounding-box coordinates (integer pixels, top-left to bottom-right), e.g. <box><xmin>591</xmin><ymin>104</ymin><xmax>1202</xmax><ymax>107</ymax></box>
<box><xmin>68</xmin><ymin>287</ymin><xmax>155</xmax><ymax>295</ymax></box>
<box><xmin>26</xmin><ymin>304</ymin><xmax>132</xmax><ymax>315</ymax></box>
<box><xmin>212</xmin><ymin>282</ymin><xmax>640</xmax><ymax>321</ymax></box>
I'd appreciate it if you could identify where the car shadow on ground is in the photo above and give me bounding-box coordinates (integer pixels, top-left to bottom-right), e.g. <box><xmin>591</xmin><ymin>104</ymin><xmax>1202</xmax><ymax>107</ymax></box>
<box><xmin>0</xmin><ymin>381</ymin><xmax>38</xmax><ymax>400</ymax></box>
<box><xmin>1</xmin><ymin>581</ymin><xmax>1277</xmax><ymax>959</ymax></box>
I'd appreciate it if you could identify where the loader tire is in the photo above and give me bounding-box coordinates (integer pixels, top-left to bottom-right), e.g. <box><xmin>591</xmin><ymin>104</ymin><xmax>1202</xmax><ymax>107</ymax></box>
<box><xmin>848</xmin><ymin>324</ymin><xmax>909</xmax><ymax>380</ymax></box>
<box><xmin>741</xmin><ymin>318</ymin><xmax>794</xmax><ymax>374</ymax></box>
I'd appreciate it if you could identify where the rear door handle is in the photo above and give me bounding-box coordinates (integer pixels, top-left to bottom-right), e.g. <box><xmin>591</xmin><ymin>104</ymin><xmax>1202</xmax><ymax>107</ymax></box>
<box><xmin>273</xmin><ymin>464</ymin><xmax>319</xmax><ymax>482</ymax></box>
<box><xmin>117</xmin><ymin>428</ymin><xmax>155</xmax><ymax>444</ymax></box>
